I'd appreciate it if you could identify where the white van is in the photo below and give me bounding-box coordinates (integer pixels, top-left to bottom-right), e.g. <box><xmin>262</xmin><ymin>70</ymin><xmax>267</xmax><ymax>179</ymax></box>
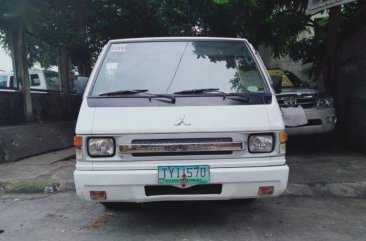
<box><xmin>74</xmin><ymin>37</ymin><xmax>289</xmax><ymax>204</ymax></box>
<box><xmin>0</xmin><ymin>69</ymin><xmax>60</xmax><ymax>91</ymax></box>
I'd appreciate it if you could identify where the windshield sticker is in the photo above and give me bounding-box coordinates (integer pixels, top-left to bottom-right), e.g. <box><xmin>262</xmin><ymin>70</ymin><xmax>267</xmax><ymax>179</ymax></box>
<box><xmin>247</xmin><ymin>86</ymin><xmax>258</xmax><ymax>92</ymax></box>
<box><xmin>106</xmin><ymin>62</ymin><xmax>118</xmax><ymax>70</ymax></box>
<box><xmin>111</xmin><ymin>44</ymin><xmax>127</xmax><ymax>52</ymax></box>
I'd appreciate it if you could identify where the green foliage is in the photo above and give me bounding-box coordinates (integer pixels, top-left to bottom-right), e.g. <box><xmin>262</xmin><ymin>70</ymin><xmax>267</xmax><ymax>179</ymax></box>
<box><xmin>0</xmin><ymin>0</ymin><xmax>365</xmax><ymax>77</ymax></box>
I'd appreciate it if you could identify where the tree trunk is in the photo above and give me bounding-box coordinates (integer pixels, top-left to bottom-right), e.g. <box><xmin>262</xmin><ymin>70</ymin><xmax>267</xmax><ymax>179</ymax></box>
<box><xmin>76</xmin><ymin>52</ymin><xmax>92</xmax><ymax>77</ymax></box>
<box><xmin>324</xmin><ymin>6</ymin><xmax>342</xmax><ymax>123</ymax></box>
<box><xmin>57</xmin><ymin>47</ymin><xmax>71</xmax><ymax>119</ymax></box>
<box><xmin>57</xmin><ymin>47</ymin><xmax>70</xmax><ymax>94</ymax></box>
<box><xmin>8</xmin><ymin>19</ymin><xmax>33</xmax><ymax>122</ymax></box>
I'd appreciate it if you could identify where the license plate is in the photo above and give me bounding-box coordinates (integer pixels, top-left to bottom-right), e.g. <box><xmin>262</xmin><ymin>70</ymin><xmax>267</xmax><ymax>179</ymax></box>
<box><xmin>158</xmin><ymin>165</ymin><xmax>210</xmax><ymax>185</ymax></box>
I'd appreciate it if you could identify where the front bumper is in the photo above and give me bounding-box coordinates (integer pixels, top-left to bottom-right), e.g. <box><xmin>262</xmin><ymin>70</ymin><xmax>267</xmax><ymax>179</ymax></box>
<box><xmin>74</xmin><ymin>165</ymin><xmax>289</xmax><ymax>203</ymax></box>
<box><xmin>286</xmin><ymin>107</ymin><xmax>336</xmax><ymax>135</ymax></box>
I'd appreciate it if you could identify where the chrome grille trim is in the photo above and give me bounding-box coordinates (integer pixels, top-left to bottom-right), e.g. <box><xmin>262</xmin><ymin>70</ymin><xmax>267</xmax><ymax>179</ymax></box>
<box><xmin>119</xmin><ymin>142</ymin><xmax>246</xmax><ymax>154</ymax></box>
<box><xmin>277</xmin><ymin>95</ymin><xmax>317</xmax><ymax>109</ymax></box>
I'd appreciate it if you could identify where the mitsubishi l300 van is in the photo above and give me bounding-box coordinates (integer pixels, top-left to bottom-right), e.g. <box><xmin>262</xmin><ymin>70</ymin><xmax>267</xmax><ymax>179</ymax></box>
<box><xmin>74</xmin><ymin>37</ymin><xmax>289</xmax><ymax>204</ymax></box>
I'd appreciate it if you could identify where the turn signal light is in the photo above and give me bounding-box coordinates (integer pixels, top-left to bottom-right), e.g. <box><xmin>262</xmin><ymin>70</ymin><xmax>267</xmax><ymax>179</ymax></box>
<box><xmin>279</xmin><ymin>132</ymin><xmax>288</xmax><ymax>143</ymax></box>
<box><xmin>74</xmin><ymin>136</ymin><xmax>83</xmax><ymax>149</ymax></box>
<box><xmin>90</xmin><ymin>191</ymin><xmax>107</xmax><ymax>200</ymax></box>
<box><xmin>258</xmin><ymin>186</ymin><xmax>274</xmax><ymax>195</ymax></box>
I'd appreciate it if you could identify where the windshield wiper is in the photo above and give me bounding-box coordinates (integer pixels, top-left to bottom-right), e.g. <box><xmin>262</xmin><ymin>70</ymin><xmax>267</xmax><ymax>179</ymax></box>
<box><xmin>98</xmin><ymin>89</ymin><xmax>175</xmax><ymax>103</ymax></box>
<box><xmin>223</xmin><ymin>93</ymin><xmax>250</xmax><ymax>102</ymax></box>
<box><xmin>99</xmin><ymin>89</ymin><xmax>148</xmax><ymax>96</ymax></box>
<box><xmin>148</xmin><ymin>94</ymin><xmax>176</xmax><ymax>104</ymax></box>
<box><xmin>173</xmin><ymin>88</ymin><xmax>220</xmax><ymax>94</ymax></box>
<box><xmin>173</xmin><ymin>88</ymin><xmax>250</xmax><ymax>102</ymax></box>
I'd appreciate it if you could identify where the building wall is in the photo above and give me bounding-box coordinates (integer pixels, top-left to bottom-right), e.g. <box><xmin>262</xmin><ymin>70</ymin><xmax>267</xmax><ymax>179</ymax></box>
<box><xmin>339</xmin><ymin>25</ymin><xmax>366</xmax><ymax>153</ymax></box>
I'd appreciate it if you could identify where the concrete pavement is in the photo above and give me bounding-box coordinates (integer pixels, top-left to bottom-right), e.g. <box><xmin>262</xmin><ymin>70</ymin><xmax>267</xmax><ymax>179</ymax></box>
<box><xmin>0</xmin><ymin>192</ymin><xmax>365</xmax><ymax>241</ymax></box>
<box><xmin>0</xmin><ymin>148</ymin><xmax>75</xmax><ymax>194</ymax></box>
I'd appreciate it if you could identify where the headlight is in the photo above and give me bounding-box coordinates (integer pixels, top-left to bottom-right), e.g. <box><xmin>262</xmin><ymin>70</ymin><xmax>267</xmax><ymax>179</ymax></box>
<box><xmin>315</xmin><ymin>97</ymin><xmax>334</xmax><ymax>109</ymax></box>
<box><xmin>248</xmin><ymin>134</ymin><xmax>274</xmax><ymax>153</ymax></box>
<box><xmin>88</xmin><ymin>138</ymin><xmax>115</xmax><ymax>157</ymax></box>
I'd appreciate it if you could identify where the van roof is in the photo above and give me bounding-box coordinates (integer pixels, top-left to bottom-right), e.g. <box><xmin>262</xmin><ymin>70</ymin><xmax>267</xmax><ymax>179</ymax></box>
<box><xmin>108</xmin><ymin>37</ymin><xmax>248</xmax><ymax>45</ymax></box>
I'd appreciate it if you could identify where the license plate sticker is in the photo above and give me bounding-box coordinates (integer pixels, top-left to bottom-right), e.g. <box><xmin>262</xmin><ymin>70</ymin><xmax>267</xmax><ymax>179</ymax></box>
<box><xmin>158</xmin><ymin>165</ymin><xmax>210</xmax><ymax>185</ymax></box>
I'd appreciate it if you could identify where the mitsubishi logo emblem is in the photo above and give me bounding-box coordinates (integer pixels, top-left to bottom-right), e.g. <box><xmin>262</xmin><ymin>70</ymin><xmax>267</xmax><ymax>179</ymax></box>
<box><xmin>174</xmin><ymin>116</ymin><xmax>191</xmax><ymax>126</ymax></box>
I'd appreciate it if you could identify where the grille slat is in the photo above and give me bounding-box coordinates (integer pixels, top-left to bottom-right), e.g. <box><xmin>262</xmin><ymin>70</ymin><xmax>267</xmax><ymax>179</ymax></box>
<box><xmin>121</xmin><ymin>138</ymin><xmax>238</xmax><ymax>157</ymax></box>
<box><xmin>132</xmin><ymin>138</ymin><xmax>233</xmax><ymax>144</ymax></box>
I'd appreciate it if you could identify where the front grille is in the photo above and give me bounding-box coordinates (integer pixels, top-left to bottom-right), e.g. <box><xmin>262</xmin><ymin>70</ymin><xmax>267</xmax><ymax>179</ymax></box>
<box><xmin>145</xmin><ymin>184</ymin><xmax>222</xmax><ymax>196</ymax></box>
<box><xmin>277</xmin><ymin>95</ymin><xmax>317</xmax><ymax>109</ymax></box>
<box><xmin>297</xmin><ymin>100</ymin><xmax>317</xmax><ymax>108</ymax></box>
<box><xmin>123</xmin><ymin>138</ymin><xmax>237</xmax><ymax>157</ymax></box>
<box><xmin>132</xmin><ymin>138</ymin><xmax>233</xmax><ymax>144</ymax></box>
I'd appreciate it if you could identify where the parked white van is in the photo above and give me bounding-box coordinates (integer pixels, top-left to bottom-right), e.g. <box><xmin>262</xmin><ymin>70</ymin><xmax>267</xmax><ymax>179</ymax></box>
<box><xmin>74</xmin><ymin>37</ymin><xmax>289</xmax><ymax>204</ymax></box>
<box><xmin>0</xmin><ymin>69</ymin><xmax>60</xmax><ymax>91</ymax></box>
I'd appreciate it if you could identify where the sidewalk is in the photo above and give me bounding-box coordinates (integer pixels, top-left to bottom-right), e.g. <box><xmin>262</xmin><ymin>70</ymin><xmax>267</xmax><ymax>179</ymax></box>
<box><xmin>0</xmin><ymin>148</ymin><xmax>75</xmax><ymax>194</ymax></box>
<box><xmin>0</xmin><ymin>143</ymin><xmax>365</xmax><ymax>197</ymax></box>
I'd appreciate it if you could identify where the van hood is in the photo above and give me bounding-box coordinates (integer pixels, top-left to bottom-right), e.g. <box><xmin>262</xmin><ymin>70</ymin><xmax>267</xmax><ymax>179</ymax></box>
<box><xmin>76</xmin><ymin>101</ymin><xmax>284</xmax><ymax>134</ymax></box>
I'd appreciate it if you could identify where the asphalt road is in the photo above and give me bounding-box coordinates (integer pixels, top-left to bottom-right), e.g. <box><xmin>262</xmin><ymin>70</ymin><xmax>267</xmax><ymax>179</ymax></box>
<box><xmin>0</xmin><ymin>192</ymin><xmax>365</xmax><ymax>241</ymax></box>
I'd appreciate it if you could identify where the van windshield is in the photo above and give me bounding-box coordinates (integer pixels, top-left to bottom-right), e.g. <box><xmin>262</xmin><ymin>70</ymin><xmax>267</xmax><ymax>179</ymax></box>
<box><xmin>91</xmin><ymin>41</ymin><xmax>268</xmax><ymax>96</ymax></box>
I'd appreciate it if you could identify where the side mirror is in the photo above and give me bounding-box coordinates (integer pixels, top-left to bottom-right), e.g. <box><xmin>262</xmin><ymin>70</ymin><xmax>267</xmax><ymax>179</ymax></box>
<box><xmin>271</xmin><ymin>75</ymin><xmax>282</xmax><ymax>94</ymax></box>
<box><xmin>75</xmin><ymin>76</ymin><xmax>88</xmax><ymax>95</ymax></box>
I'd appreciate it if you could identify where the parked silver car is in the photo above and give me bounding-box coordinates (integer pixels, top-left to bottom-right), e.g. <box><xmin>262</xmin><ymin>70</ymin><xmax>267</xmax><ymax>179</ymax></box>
<box><xmin>269</xmin><ymin>69</ymin><xmax>336</xmax><ymax>135</ymax></box>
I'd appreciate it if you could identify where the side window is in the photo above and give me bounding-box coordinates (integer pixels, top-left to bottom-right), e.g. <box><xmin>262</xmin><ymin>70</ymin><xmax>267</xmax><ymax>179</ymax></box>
<box><xmin>30</xmin><ymin>74</ymin><xmax>41</xmax><ymax>86</ymax></box>
<box><xmin>45</xmin><ymin>72</ymin><xmax>60</xmax><ymax>87</ymax></box>
<box><xmin>0</xmin><ymin>75</ymin><xmax>7</xmax><ymax>87</ymax></box>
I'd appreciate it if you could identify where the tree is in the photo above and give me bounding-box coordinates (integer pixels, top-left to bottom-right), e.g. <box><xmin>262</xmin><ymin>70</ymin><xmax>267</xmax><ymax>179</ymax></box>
<box><xmin>2</xmin><ymin>0</ymin><xmax>365</xmax><ymax>83</ymax></box>
<box><xmin>0</xmin><ymin>0</ymin><xmax>36</xmax><ymax>121</ymax></box>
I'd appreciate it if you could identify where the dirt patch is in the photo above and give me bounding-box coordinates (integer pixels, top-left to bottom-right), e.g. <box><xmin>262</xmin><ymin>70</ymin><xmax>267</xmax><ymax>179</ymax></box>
<box><xmin>84</xmin><ymin>212</ymin><xmax>114</xmax><ymax>230</ymax></box>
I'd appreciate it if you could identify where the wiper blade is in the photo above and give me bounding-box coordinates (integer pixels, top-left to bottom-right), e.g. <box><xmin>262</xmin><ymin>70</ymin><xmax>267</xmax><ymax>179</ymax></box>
<box><xmin>99</xmin><ymin>89</ymin><xmax>175</xmax><ymax>103</ymax></box>
<box><xmin>99</xmin><ymin>89</ymin><xmax>148</xmax><ymax>96</ymax></box>
<box><xmin>174</xmin><ymin>88</ymin><xmax>220</xmax><ymax>94</ymax></box>
<box><xmin>223</xmin><ymin>93</ymin><xmax>250</xmax><ymax>102</ymax></box>
<box><xmin>173</xmin><ymin>88</ymin><xmax>250</xmax><ymax>102</ymax></box>
<box><xmin>148</xmin><ymin>94</ymin><xmax>176</xmax><ymax>104</ymax></box>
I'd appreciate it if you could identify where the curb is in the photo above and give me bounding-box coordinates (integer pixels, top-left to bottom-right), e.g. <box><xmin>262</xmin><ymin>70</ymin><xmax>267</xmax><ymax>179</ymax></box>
<box><xmin>0</xmin><ymin>178</ymin><xmax>75</xmax><ymax>194</ymax></box>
